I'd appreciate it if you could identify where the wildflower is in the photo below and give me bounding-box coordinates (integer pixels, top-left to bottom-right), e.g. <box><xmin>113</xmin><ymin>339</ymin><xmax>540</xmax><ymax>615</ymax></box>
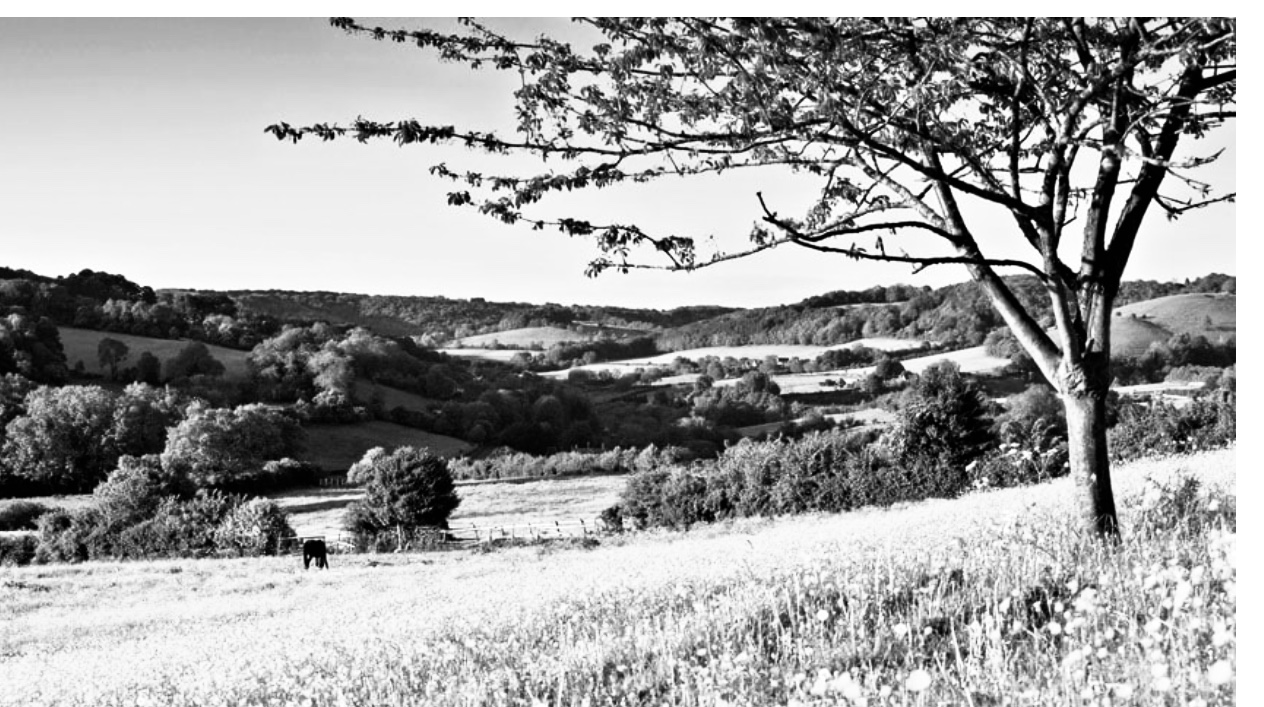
<box><xmin>906</xmin><ymin>669</ymin><xmax>932</xmax><ymax>692</ymax></box>
<box><xmin>879</xmin><ymin>685</ymin><xmax>892</xmax><ymax>698</ymax></box>
<box><xmin>1153</xmin><ymin>676</ymin><xmax>1172</xmax><ymax>692</ymax></box>
<box><xmin>1212</xmin><ymin>628</ymin><xmax>1232</xmax><ymax>648</ymax></box>
<box><xmin>1191</xmin><ymin>566</ymin><xmax>1206</xmax><ymax>585</ymax></box>
<box><xmin>1047</xmin><ymin>621</ymin><xmax>1062</xmax><ymax>636</ymax></box>
<box><xmin>892</xmin><ymin>623</ymin><xmax>909</xmax><ymax>638</ymax></box>
<box><xmin>1144</xmin><ymin>618</ymin><xmax>1163</xmax><ymax>635</ymax></box>
<box><xmin>817</xmin><ymin>609</ymin><xmax>831</xmax><ymax>622</ymax></box>
<box><xmin>1150</xmin><ymin>663</ymin><xmax>1168</xmax><ymax>679</ymax></box>
<box><xmin>1113</xmin><ymin>683</ymin><xmax>1135</xmax><ymax>699</ymax></box>
<box><xmin>1207</xmin><ymin>660</ymin><xmax>1233</xmax><ymax>686</ymax></box>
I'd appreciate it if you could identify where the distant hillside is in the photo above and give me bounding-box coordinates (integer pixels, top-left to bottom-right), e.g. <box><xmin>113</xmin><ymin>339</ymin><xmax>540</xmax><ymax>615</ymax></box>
<box><xmin>299</xmin><ymin>421</ymin><xmax>472</xmax><ymax>471</ymax></box>
<box><xmin>454</xmin><ymin>323</ymin><xmax>648</xmax><ymax>349</ymax></box>
<box><xmin>214</xmin><ymin>290</ymin><xmax>734</xmax><ymax>345</ymax></box>
<box><xmin>656</xmin><ymin>274</ymin><xmax>1236</xmax><ymax>352</ymax></box>
<box><xmin>1111</xmin><ymin>293</ymin><xmax>1236</xmax><ymax>358</ymax></box>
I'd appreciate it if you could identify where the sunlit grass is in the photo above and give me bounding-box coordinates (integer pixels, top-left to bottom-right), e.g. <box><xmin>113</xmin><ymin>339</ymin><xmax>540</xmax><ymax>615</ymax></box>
<box><xmin>0</xmin><ymin>447</ymin><xmax>1235</xmax><ymax>706</ymax></box>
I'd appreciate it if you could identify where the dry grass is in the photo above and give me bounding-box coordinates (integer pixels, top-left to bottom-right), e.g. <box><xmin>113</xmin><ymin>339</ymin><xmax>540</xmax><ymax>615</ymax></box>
<box><xmin>0</xmin><ymin>448</ymin><xmax>1236</xmax><ymax>706</ymax></box>
<box><xmin>57</xmin><ymin>327</ymin><xmax>252</xmax><ymax>380</ymax></box>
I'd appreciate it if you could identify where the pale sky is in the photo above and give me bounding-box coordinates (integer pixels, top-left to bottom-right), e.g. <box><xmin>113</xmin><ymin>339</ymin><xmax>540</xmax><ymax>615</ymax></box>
<box><xmin>0</xmin><ymin>17</ymin><xmax>1237</xmax><ymax>309</ymax></box>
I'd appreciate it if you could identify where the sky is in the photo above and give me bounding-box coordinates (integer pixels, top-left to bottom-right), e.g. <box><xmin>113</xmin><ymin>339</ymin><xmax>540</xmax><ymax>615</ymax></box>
<box><xmin>0</xmin><ymin>17</ymin><xmax>1238</xmax><ymax>310</ymax></box>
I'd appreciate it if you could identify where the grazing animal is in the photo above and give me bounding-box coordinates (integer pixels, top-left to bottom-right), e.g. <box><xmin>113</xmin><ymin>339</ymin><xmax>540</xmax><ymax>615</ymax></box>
<box><xmin>302</xmin><ymin>538</ymin><xmax>329</xmax><ymax>570</ymax></box>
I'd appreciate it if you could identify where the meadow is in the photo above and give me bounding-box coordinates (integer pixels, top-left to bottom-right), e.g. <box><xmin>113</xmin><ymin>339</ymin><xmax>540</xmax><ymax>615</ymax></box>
<box><xmin>0</xmin><ymin>447</ymin><xmax>1235</xmax><ymax>706</ymax></box>
<box><xmin>273</xmin><ymin>473</ymin><xmax>625</xmax><ymax>538</ymax></box>
<box><xmin>56</xmin><ymin>327</ymin><xmax>253</xmax><ymax>381</ymax></box>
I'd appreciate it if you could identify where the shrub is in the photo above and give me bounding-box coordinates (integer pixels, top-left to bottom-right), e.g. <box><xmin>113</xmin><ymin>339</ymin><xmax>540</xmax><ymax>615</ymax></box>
<box><xmin>34</xmin><ymin>507</ymin><xmax>106</xmax><ymax>563</ymax></box>
<box><xmin>0</xmin><ymin>533</ymin><xmax>38</xmax><ymax>566</ymax></box>
<box><xmin>213</xmin><ymin>498</ymin><xmax>294</xmax><ymax>556</ymax></box>
<box><xmin>94</xmin><ymin>454</ymin><xmax>194</xmax><ymax>529</ymax></box>
<box><xmin>619</xmin><ymin>467</ymin><xmax>672</xmax><ymax>529</ymax></box>
<box><xmin>1108</xmin><ymin>396</ymin><xmax>1235</xmax><ymax>462</ymax></box>
<box><xmin>114</xmin><ymin>490</ymin><xmax>238</xmax><ymax>559</ymax></box>
<box><xmin>0</xmin><ymin>501</ymin><xmax>50</xmax><ymax>531</ymax></box>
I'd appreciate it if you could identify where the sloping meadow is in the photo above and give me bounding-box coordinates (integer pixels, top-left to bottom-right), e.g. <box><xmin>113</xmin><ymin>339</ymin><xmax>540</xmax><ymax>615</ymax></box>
<box><xmin>0</xmin><ymin>448</ymin><xmax>1236</xmax><ymax>706</ymax></box>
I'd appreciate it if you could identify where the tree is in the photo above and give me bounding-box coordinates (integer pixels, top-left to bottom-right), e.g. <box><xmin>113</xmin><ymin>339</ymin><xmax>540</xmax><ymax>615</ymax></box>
<box><xmin>272</xmin><ymin>18</ymin><xmax>1235</xmax><ymax>538</ymax></box>
<box><xmin>0</xmin><ymin>313</ymin><xmax>68</xmax><ymax>384</ymax></box>
<box><xmin>1</xmin><ymin>385</ymin><xmax>119</xmax><ymax>492</ymax></box>
<box><xmin>97</xmin><ymin>337</ymin><xmax>130</xmax><ymax>381</ymax></box>
<box><xmin>161</xmin><ymin>403</ymin><xmax>304</xmax><ymax>488</ymax></box>
<box><xmin>135</xmin><ymin>351</ymin><xmax>162</xmax><ymax>386</ymax></box>
<box><xmin>873</xmin><ymin>356</ymin><xmax>906</xmax><ymax>381</ymax></box>
<box><xmin>344</xmin><ymin>446</ymin><xmax>461</xmax><ymax>544</ymax></box>
<box><xmin>890</xmin><ymin>361</ymin><xmax>994</xmax><ymax>495</ymax></box>
<box><xmin>163</xmin><ymin>341</ymin><xmax>226</xmax><ymax>382</ymax></box>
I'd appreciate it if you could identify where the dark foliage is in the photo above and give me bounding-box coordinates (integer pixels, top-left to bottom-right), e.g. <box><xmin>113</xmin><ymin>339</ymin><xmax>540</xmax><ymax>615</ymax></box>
<box><xmin>0</xmin><ymin>534</ymin><xmax>38</xmax><ymax>566</ymax></box>
<box><xmin>0</xmin><ymin>501</ymin><xmax>50</xmax><ymax>531</ymax></box>
<box><xmin>1108</xmin><ymin>396</ymin><xmax>1236</xmax><ymax>462</ymax></box>
<box><xmin>344</xmin><ymin>446</ymin><xmax>461</xmax><ymax>537</ymax></box>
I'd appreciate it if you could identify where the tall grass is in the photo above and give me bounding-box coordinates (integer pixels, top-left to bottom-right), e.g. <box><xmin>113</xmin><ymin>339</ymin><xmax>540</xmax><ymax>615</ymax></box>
<box><xmin>0</xmin><ymin>448</ymin><xmax>1235</xmax><ymax>706</ymax></box>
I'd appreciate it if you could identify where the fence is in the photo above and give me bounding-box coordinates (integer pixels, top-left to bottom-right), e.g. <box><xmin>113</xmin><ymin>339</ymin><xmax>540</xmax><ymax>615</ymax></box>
<box><xmin>280</xmin><ymin>534</ymin><xmax>357</xmax><ymax>554</ymax></box>
<box><xmin>444</xmin><ymin>519</ymin><xmax>597</xmax><ymax>544</ymax></box>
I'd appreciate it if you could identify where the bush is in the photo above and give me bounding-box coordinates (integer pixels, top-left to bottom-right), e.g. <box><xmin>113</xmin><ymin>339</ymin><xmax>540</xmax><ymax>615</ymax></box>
<box><xmin>213</xmin><ymin>498</ymin><xmax>294</xmax><ymax>556</ymax></box>
<box><xmin>344</xmin><ymin>447</ymin><xmax>461</xmax><ymax>542</ymax></box>
<box><xmin>0</xmin><ymin>533</ymin><xmax>38</xmax><ymax>566</ymax></box>
<box><xmin>113</xmin><ymin>491</ymin><xmax>238</xmax><ymax>559</ymax></box>
<box><xmin>1108</xmin><ymin>396</ymin><xmax>1235</xmax><ymax>463</ymax></box>
<box><xmin>619</xmin><ymin>467</ymin><xmax>672</xmax><ymax>529</ymax></box>
<box><xmin>0</xmin><ymin>501</ymin><xmax>50</xmax><ymax>531</ymax></box>
<box><xmin>34</xmin><ymin>507</ymin><xmax>105</xmax><ymax>563</ymax></box>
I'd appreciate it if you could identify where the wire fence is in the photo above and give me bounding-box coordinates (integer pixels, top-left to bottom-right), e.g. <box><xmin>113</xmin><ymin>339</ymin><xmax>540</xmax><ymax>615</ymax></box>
<box><xmin>284</xmin><ymin>518</ymin><xmax>607</xmax><ymax>555</ymax></box>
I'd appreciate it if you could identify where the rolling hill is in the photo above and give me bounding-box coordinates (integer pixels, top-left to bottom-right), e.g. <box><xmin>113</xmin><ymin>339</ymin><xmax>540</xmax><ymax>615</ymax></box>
<box><xmin>57</xmin><ymin>327</ymin><xmax>252</xmax><ymax>381</ymax></box>
<box><xmin>299</xmin><ymin>421</ymin><xmax>472</xmax><ymax>471</ymax></box>
<box><xmin>1110</xmin><ymin>293</ymin><xmax>1235</xmax><ymax>358</ymax></box>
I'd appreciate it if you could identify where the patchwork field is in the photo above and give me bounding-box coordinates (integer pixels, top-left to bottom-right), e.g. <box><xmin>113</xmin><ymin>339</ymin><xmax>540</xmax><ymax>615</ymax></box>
<box><xmin>438</xmin><ymin>347</ymin><xmax>534</xmax><ymax>362</ymax></box>
<box><xmin>696</xmin><ymin>345</ymin><xmax>1010</xmax><ymax>395</ymax></box>
<box><xmin>57</xmin><ymin>327</ymin><xmax>252</xmax><ymax>380</ymax></box>
<box><xmin>0</xmin><ymin>448</ymin><xmax>1236</xmax><ymax>706</ymax></box>
<box><xmin>540</xmin><ymin>337</ymin><xmax>932</xmax><ymax>380</ymax></box>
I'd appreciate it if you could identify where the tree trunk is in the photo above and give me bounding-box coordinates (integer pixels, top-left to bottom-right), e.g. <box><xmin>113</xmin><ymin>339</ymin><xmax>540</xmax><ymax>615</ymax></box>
<box><xmin>1061</xmin><ymin>384</ymin><xmax>1119</xmax><ymax>538</ymax></box>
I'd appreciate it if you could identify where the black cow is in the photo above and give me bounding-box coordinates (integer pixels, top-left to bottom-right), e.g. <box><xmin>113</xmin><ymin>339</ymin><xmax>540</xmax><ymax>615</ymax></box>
<box><xmin>303</xmin><ymin>539</ymin><xmax>329</xmax><ymax>569</ymax></box>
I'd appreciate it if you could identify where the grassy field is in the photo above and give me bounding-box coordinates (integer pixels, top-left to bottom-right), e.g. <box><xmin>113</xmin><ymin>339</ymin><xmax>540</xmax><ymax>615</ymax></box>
<box><xmin>299</xmin><ymin>421</ymin><xmax>471</xmax><ymax>472</ymax></box>
<box><xmin>0</xmin><ymin>447</ymin><xmax>1236</xmax><ymax>706</ymax></box>
<box><xmin>273</xmin><ymin>473</ymin><xmax>626</xmax><ymax>538</ymax></box>
<box><xmin>539</xmin><ymin>337</ymin><xmax>932</xmax><ymax>382</ymax></box>
<box><xmin>57</xmin><ymin>327</ymin><xmax>252</xmax><ymax>380</ymax></box>
<box><xmin>352</xmin><ymin>378</ymin><xmax>434</xmax><ymax>412</ymax></box>
<box><xmin>1112</xmin><ymin>293</ymin><xmax>1236</xmax><ymax>358</ymax></box>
